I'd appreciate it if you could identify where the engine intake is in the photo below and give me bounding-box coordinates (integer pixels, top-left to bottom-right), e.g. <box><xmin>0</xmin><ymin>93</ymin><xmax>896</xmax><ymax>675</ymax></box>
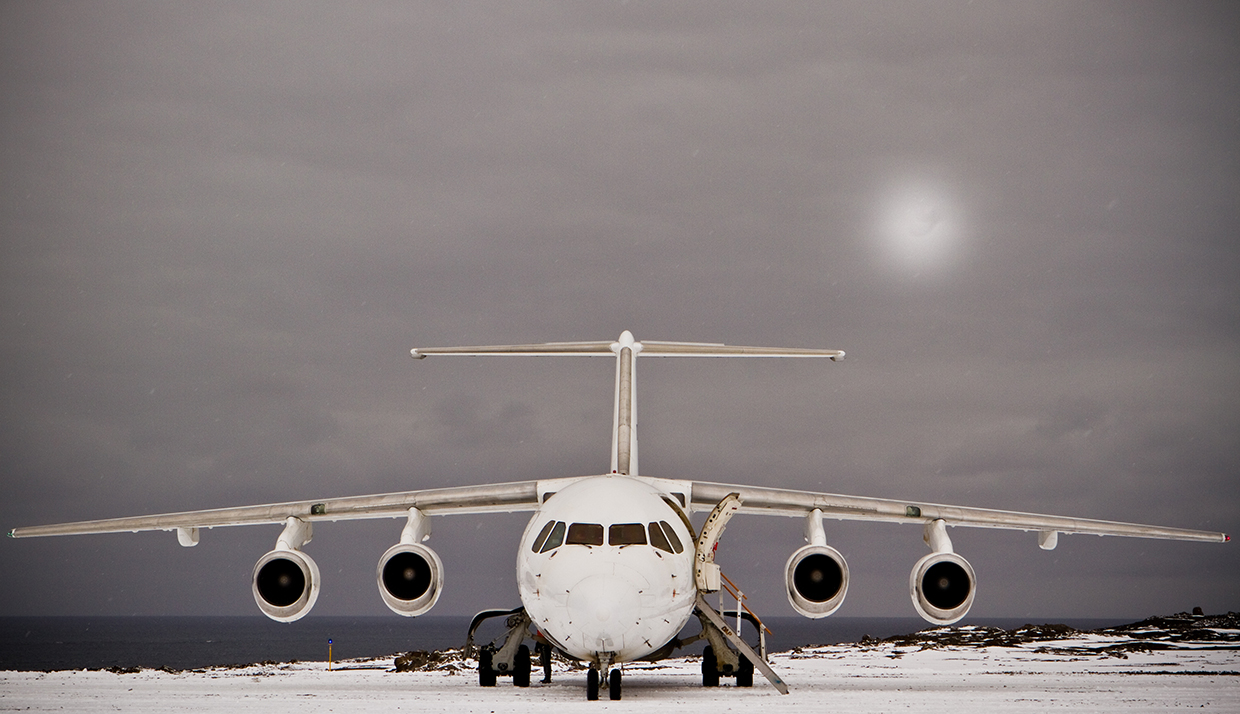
<box><xmin>909</xmin><ymin>551</ymin><xmax>975</xmax><ymax>625</ymax></box>
<box><xmin>785</xmin><ymin>544</ymin><xmax>849</xmax><ymax>618</ymax></box>
<box><xmin>377</xmin><ymin>542</ymin><xmax>444</xmax><ymax>616</ymax></box>
<box><xmin>252</xmin><ymin>548</ymin><xmax>320</xmax><ymax>622</ymax></box>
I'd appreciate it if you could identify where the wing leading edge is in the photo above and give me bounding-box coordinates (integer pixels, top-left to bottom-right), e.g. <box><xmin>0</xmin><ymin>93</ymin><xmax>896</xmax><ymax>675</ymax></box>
<box><xmin>7</xmin><ymin>481</ymin><xmax>541</xmax><ymax>539</ymax></box>
<box><xmin>690</xmin><ymin>481</ymin><xmax>1228</xmax><ymax>543</ymax></box>
<box><xmin>11</xmin><ymin>477</ymin><xmax>1225</xmax><ymax>544</ymax></box>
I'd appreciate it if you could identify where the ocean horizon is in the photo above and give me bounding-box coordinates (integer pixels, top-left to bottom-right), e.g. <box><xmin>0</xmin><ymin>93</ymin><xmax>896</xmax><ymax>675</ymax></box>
<box><xmin>0</xmin><ymin>615</ymin><xmax>1133</xmax><ymax>672</ymax></box>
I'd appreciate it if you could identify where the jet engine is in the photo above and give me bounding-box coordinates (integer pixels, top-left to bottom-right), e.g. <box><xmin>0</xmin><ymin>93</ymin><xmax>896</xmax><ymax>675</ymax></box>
<box><xmin>252</xmin><ymin>548</ymin><xmax>321</xmax><ymax>623</ymax></box>
<box><xmin>909</xmin><ymin>551</ymin><xmax>975</xmax><ymax>625</ymax></box>
<box><xmin>377</xmin><ymin>542</ymin><xmax>444</xmax><ymax>616</ymax></box>
<box><xmin>785</xmin><ymin>543</ymin><xmax>850</xmax><ymax>618</ymax></box>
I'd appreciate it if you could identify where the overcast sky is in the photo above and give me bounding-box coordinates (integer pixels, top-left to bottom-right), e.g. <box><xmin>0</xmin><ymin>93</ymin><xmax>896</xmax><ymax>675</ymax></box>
<box><xmin>2</xmin><ymin>1</ymin><xmax>1237</xmax><ymax>622</ymax></box>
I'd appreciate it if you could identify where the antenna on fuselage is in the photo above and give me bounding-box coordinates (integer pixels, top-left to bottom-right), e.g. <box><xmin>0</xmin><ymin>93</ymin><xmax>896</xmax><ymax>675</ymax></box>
<box><xmin>411</xmin><ymin>331</ymin><xmax>844</xmax><ymax>477</ymax></box>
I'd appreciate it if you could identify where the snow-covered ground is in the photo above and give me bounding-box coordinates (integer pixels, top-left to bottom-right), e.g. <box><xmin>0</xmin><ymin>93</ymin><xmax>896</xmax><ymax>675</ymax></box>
<box><xmin>4</xmin><ymin>624</ymin><xmax>1237</xmax><ymax>713</ymax></box>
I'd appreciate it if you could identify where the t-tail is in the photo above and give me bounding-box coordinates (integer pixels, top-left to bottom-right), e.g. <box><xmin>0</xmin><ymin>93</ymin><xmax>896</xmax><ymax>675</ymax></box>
<box><xmin>411</xmin><ymin>330</ymin><xmax>845</xmax><ymax>475</ymax></box>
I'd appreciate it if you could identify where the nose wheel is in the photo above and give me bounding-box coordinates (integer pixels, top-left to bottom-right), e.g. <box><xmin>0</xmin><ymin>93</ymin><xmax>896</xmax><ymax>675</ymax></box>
<box><xmin>586</xmin><ymin>667</ymin><xmax>599</xmax><ymax>700</ymax></box>
<box><xmin>586</xmin><ymin>666</ymin><xmax>622</xmax><ymax>700</ymax></box>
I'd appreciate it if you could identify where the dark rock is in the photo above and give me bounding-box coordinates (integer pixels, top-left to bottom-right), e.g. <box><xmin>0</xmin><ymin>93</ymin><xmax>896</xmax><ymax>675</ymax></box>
<box><xmin>393</xmin><ymin>648</ymin><xmax>468</xmax><ymax>672</ymax></box>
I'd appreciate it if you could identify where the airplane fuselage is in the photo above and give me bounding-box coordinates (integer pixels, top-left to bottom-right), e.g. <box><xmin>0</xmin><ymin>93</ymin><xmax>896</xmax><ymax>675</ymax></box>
<box><xmin>516</xmin><ymin>475</ymin><xmax>697</xmax><ymax>663</ymax></box>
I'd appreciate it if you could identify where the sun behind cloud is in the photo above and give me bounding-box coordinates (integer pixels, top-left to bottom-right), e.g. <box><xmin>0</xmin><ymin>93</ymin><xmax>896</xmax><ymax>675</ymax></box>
<box><xmin>875</xmin><ymin>171</ymin><xmax>967</xmax><ymax>278</ymax></box>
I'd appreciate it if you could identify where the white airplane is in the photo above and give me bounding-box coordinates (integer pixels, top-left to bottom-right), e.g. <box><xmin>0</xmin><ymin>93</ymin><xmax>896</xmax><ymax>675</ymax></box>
<box><xmin>9</xmin><ymin>331</ymin><xmax>1229</xmax><ymax>700</ymax></box>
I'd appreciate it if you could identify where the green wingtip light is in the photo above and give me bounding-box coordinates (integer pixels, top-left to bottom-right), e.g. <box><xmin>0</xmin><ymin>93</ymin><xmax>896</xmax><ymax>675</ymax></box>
<box><xmin>6</xmin><ymin>529</ymin><xmax>15</xmax><ymax>538</ymax></box>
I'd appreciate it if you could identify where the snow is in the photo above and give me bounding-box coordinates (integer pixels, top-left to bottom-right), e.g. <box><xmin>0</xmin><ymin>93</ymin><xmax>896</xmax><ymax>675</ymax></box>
<box><xmin>3</xmin><ymin>639</ymin><xmax>1237</xmax><ymax>713</ymax></box>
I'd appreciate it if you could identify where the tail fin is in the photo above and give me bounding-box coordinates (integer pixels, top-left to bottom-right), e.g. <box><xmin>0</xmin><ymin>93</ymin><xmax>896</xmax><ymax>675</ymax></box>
<box><xmin>411</xmin><ymin>331</ymin><xmax>844</xmax><ymax>476</ymax></box>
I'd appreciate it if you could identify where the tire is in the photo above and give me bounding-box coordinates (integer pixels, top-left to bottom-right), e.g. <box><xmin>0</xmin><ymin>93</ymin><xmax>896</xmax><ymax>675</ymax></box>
<box><xmin>586</xmin><ymin>667</ymin><xmax>599</xmax><ymax>700</ymax></box>
<box><xmin>513</xmin><ymin>645</ymin><xmax>531</xmax><ymax>688</ymax></box>
<box><xmin>737</xmin><ymin>653</ymin><xmax>754</xmax><ymax>687</ymax></box>
<box><xmin>609</xmin><ymin>668</ymin><xmax>622</xmax><ymax>700</ymax></box>
<box><xmin>479</xmin><ymin>648</ymin><xmax>497</xmax><ymax>687</ymax></box>
<box><xmin>701</xmin><ymin>646</ymin><xmax>720</xmax><ymax>687</ymax></box>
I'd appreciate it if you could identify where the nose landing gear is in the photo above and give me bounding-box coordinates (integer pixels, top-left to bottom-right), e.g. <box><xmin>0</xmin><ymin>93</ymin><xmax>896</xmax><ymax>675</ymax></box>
<box><xmin>586</xmin><ymin>651</ymin><xmax>622</xmax><ymax>701</ymax></box>
<box><xmin>585</xmin><ymin>664</ymin><xmax>623</xmax><ymax>701</ymax></box>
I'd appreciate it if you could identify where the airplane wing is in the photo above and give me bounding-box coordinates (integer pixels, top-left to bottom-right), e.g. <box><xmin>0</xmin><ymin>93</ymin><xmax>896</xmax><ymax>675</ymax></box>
<box><xmin>690</xmin><ymin>481</ymin><xmax>1228</xmax><ymax>543</ymax></box>
<box><xmin>11</xmin><ymin>476</ymin><xmax>1224</xmax><ymax>543</ymax></box>
<box><xmin>7</xmin><ymin>480</ymin><xmax>541</xmax><ymax>539</ymax></box>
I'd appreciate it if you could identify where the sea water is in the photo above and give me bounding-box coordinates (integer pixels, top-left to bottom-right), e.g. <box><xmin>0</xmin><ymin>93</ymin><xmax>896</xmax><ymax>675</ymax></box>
<box><xmin>0</xmin><ymin>616</ymin><xmax>1129</xmax><ymax>672</ymax></box>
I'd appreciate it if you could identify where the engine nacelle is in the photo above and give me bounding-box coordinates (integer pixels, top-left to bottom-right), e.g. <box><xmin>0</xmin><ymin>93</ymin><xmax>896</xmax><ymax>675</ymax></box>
<box><xmin>377</xmin><ymin>542</ymin><xmax>444</xmax><ymax>616</ymax></box>
<box><xmin>785</xmin><ymin>544</ymin><xmax>849</xmax><ymax>618</ymax></box>
<box><xmin>909</xmin><ymin>551</ymin><xmax>976</xmax><ymax>625</ymax></box>
<box><xmin>252</xmin><ymin>548</ymin><xmax>321</xmax><ymax>623</ymax></box>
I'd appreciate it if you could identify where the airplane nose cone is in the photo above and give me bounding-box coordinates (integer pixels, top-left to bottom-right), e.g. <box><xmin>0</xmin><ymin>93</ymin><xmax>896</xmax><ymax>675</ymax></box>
<box><xmin>566</xmin><ymin>573</ymin><xmax>641</xmax><ymax>651</ymax></box>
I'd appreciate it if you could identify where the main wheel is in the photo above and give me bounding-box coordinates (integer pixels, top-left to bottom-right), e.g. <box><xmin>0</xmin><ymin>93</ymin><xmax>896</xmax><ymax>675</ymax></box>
<box><xmin>701</xmin><ymin>646</ymin><xmax>720</xmax><ymax>687</ymax></box>
<box><xmin>479</xmin><ymin>648</ymin><xmax>497</xmax><ymax>687</ymax></box>
<box><xmin>737</xmin><ymin>653</ymin><xmax>754</xmax><ymax>687</ymax></box>
<box><xmin>609</xmin><ymin>668</ymin><xmax>622</xmax><ymax>700</ymax></box>
<box><xmin>513</xmin><ymin>645</ymin><xmax>531</xmax><ymax>688</ymax></box>
<box><xmin>586</xmin><ymin>667</ymin><xmax>600</xmax><ymax>700</ymax></box>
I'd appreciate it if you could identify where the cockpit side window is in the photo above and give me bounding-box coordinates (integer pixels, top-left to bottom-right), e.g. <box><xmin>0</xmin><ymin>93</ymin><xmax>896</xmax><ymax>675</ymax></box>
<box><xmin>609</xmin><ymin>523</ymin><xmax>647</xmax><ymax>546</ymax></box>
<box><xmin>539</xmin><ymin>521</ymin><xmax>566</xmax><ymax>553</ymax></box>
<box><xmin>660</xmin><ymin>494</ymin><xmax>697</xmax><ymax>541</ymax></box>
<box><xmin>648</xmin><ymin>521</ymin><xmax>673</xmax><ymax>553</ymax></box>
<box><xmin>530</xmin><ymin>520</ymin><xmax>556</xmax><ymax>553</ymax></box>
<box><xmin>659</xmin><ymin>520</ymin><xmax>684</xmax><ymax>554</ymax></box>
<box><xmin>566</xmin><ymin>523</ymin><xmax>604</xmax><ymax>546</ymax></box>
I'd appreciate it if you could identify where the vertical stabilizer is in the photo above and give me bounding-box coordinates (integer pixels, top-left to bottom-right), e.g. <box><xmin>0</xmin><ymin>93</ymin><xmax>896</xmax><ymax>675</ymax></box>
<box><xmin>610</xmin><ymin>331</ymin><xmax>639</xmax><ymax>475</ymax></box>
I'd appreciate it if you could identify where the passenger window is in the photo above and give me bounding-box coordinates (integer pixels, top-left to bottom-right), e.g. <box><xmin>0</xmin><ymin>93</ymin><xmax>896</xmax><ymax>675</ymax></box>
<box><xmin>659</xmin><ymin>521</ymin><xmax>684</xmax><ymax>554</ymax></box>
<box><xmin>566</xmin><ymin>523</ymin><xmax>604</xmax><ymax>546</ymax></box>
<box><xmin>609</xmin><ymin>523</ymin><xmax>647</xmax><ymax>546</ymax></box>
<box><xmin>648</xmin><ymin>522</ymin><xmax>673</xmax><ymax>553</ymax></box>
<box><xmin>531</xmin><ymin>521</ymin><xmax>556</xmax><ymax>553</ymax></box>
<box><xmin>539</xmin><ymin>521</ymin><xmax>566</xmax><ymax>553</ymax></box>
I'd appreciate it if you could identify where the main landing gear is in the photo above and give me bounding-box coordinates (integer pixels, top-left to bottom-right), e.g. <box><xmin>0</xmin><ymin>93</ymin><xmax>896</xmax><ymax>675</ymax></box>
<box><xmin>701</xmin><ymin>644</ymin><xmax>754</xmax><ymax>687</ymax></box>
<box><xmin>478</xmin><ymin>643</ymin><xmax>531</xmax><ymax>687</ymax></box>
<box><xmin>468</xmin><ymin>607</ymin><xmax>535</xmax><ymax>688</ymax></box>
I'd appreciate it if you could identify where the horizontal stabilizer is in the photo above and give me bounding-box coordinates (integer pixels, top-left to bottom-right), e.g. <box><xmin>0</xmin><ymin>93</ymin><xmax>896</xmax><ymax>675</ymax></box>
<box><xmin>412</xmin><ymin>332</ymin><xmax>844</xmax><ymax>361</ymax></box>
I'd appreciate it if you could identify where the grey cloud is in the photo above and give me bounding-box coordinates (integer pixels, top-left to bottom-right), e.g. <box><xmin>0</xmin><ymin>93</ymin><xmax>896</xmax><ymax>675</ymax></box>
<box><xmin>1</xmin><ymin>1</ymin><xmax>1236</xmax><ymax>619</ymax></box>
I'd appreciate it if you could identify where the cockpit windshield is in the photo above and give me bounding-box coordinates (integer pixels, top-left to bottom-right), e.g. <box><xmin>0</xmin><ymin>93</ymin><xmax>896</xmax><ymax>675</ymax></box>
<box><xmin>565</xmin><ymin>522</ymin><xmax>604</xmax><ymax>546</ymax></box>
<box><xmin>608</xmin><ymin>523</ymin><xmax>646</xmax><ymax>546</ymax></box>
<box><xmin>530</xmin><ymin>519</ymin><xmax>684</xmax><ymax>553</ymax></box>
